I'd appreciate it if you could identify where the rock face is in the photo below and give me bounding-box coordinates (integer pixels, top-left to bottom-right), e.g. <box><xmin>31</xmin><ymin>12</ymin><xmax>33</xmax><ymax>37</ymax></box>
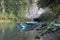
<box><xmin>25</xmin><ymin>0</ymin><xmax>49</xmax><ymax>19</ymax></box>
<box><xmin>25</xmin><ymin>0</ymin><xmax>38</xmax><ymax>19</ymax></box>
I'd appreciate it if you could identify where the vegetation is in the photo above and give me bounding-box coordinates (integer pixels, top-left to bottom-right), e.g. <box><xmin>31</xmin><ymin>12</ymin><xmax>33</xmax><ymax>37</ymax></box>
<box><xmin>0</xmin><ymin>0</ymin><xmax>31</xmax><ymax>40</ymax></box>
<box><xmin>0</xmin><ymin>0</ymin><xmax>60</xmax><ymax>40</ymax></box>
<box><xmin>0</xmin><ymin>0</ymin><xmax>31</xmax><ymax>22</ymax></box>
<box><xmin>35</xmin><ymin>0</ymin><xmax>60</xmax><ymax>39</ymax></box>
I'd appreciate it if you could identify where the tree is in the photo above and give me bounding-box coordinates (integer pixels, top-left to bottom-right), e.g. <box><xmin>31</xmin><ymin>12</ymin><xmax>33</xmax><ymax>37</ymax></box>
<box><xmin>37</xmin><ymin>0</ymin><xmax>60</xmax><ymax>21</ymax></box>
<box><xmin>0</xmin><ymin>0</ymin><xmax>30</xmax><ymax>21</ymax></box>
<box><xmin>37</xmin><ymin>0</ymin><xmax>60</xmax><ymax>8</ymax></box>
<box><xmin>35</xmin><ymin>0</ymin><xmax>60</xmax><ymax>39</ymax></box>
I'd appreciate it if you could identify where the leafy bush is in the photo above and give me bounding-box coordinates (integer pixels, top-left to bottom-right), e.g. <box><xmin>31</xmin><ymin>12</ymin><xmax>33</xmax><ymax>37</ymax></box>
<box><xmin>35</xmin><ymin>18</ymin><xmax>60</xmax><ymax>39</ymax></box>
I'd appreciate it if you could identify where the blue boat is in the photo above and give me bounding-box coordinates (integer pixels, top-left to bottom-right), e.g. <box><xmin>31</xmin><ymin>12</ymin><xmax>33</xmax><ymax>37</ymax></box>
<box><xmin>17</xmin><ymin>22</ymin><xmax>40</xmax><ymax>32</ymax></box>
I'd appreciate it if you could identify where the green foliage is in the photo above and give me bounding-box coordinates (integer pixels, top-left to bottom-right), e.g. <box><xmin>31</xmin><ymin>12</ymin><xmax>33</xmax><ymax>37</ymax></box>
<box><xmin>36</xmin><ymin>0</ymin><xmax>60</xmax><ymax>39</ymax></box>
<box><xmin>37</xmin><ymin>0</ymin><xmax>60</xmax><ymax>8</ymax></box>
<box><xmin>35</xmin><ymin>19</ymin><xmax>60</xmax><ymax>39</ymax></box>
<box><xmin>0</xmin><ymin>0</ymin><xmax>31</xmax><ymax>22</ymax></box>
<box><xmin>38</xmin><ymin>10</ymin><xmax>55</xmax><ymax>22</ymax></box>
<box><xmin>0</xmin><ymin>1</ymin><xmax>31</xmax><ymax>39</ymax></box>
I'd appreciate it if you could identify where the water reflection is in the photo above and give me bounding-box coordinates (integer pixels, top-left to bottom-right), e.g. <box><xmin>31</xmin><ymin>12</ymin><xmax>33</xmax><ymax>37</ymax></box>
<box><xmin>0</xmin><ymin>22</ymin><xmax>18</xmax><ymax>40</ymax></box>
